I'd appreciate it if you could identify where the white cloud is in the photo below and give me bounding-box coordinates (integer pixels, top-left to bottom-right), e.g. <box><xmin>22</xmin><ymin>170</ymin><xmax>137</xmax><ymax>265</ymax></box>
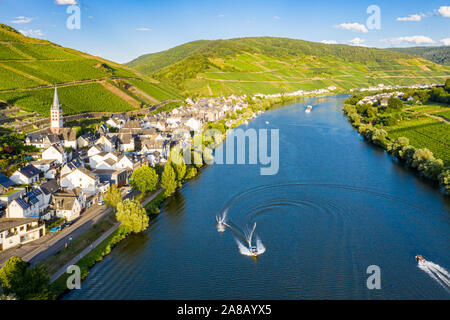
<box><xmin>218</xmin><ymin>14</ymin><xmax>225</xmax><ymax>18</ymax></box>
<box><xmin>19</xmin><ymin>29</ymin><xmax>44</xmax><ymax>37</ymax></box>
<box><xmin>348</xmin><ymin>37</ymin><xmax>367</xmax><ymax>46</ymax></box>
<box><xmin>274</xmin><ymin>16</ymin><xmax>280</xmax><ymax>20</ymax></box>
<box><xmin>438</xmin><ymin>6</ymin><xmax>450</xmax><ymax>18</ymax></box>
<box><xmin>321</xmin><ymin>40</ymin><xmax>337</xmax><ymax>44</ymax></box>
<box><xmin>136</xmin><ymin>27</ymin><xmax>152</xmax><ymax>31</ymax></box>
<box><xmin>335</xmin><ymin>22</ymin><xmax>368</xmax><ymax>33</ymax></box>
<box><xmin>396</xmin><ymin>14</ymin><xmax>424</xmax><ymax>21</ymax></box>
<box><xmin>10</xmin><ymin>16</ymin><xmax>34</xmax><ymax>24</ymax></box>
<box><xmin>381</xmin><ymin>35</ymin><xmax>436</xmax><ymax>45</ymax></box>
<box><xmin>440</xmin><ymin>38</ymin><xmax>450</xmax><ymax>46</ymax></box>
<box><xmin>55</xmin><ymin>0</ymin><xmax>77</xmax><ymax>4</ymax></box>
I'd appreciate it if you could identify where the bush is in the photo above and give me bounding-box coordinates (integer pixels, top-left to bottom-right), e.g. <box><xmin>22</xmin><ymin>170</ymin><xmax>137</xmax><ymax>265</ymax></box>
<box><xmin>388</xmin><ymin>97</ymin><xmax>403</xmax><ymax>110</ymax></box>
<box><xmin>439</xmin><ymin>168</ymin><xmax>450</xmax><ymax>194</ymax></box>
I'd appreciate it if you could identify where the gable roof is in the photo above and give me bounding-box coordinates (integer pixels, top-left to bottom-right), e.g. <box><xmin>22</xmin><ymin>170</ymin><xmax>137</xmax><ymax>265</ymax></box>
<box><xmin>0</xmin><ymin>172</ymin><xmax>15</xmax><ymax>189</ymax></box>
<box><xmin>40</xmin><ymin>180</ymin><xmax>59</xmax><ymax>195</ymax></box>
<box><xmin>18</xmin><ymin>164</ymin><xmax>40</xmax><ymax>178</ymax></box>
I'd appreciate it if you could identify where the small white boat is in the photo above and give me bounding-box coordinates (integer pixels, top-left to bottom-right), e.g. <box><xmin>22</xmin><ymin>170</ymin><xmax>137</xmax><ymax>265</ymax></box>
<box><xmin>265</xmin><ymin>121</ymin><xmax>270</xmax><ymax>125</ymax></box>
<box><xmin>305</xmin><ymin>105</ymin><xmax>312</xmax><ymax>113</ymax></box>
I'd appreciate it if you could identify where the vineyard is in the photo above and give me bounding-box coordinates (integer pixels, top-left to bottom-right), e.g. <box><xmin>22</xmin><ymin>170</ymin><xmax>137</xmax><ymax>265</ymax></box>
<box><xmin>0</xmin><ymin>24</ymin><xmax>181</xmax><ymax>116</ymax></box>
<box><xmin>386</xmin><ymin>117</ymin><xmax>450</xmax><ymax>165</ymax></box>
<box><xmin>0</xmin><ymin>83</ymin><xmax>136</xmax><ymax>116</ymax></box>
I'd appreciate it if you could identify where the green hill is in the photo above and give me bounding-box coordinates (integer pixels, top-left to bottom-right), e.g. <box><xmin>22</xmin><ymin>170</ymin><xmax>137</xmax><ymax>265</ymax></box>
<box><xmin>387</xmin><ymin>46</ymin><xmax>450</xmax><ymax>66</ymax></box>
<box><xmin>0</xmin><ymin>24</ymin><xmax>181</xmax><ymax>116</ymax></box>
<box><xmin>126</xmin><ymin>37</ymin><xmax>450</xmax><ymax>97</ymax></box>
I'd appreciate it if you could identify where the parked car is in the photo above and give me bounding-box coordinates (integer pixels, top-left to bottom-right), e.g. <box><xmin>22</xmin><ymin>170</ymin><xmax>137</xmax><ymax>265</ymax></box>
<box><xmin>65</xmin><ymin>221</ymin><xmax>73</xmax><ymax>227</ymax></box>
<box><xmin>127</xmin><ymin>189</ymin><xmax>133</xmax><ymax>194</ymax></box>
<box><xmin>50</xmin><ymin>226</ymin><xmax>62</xmax><ymax>233</ymax></box>
<box><xmin>98</xmin><ymin>200</ymin><xmax>104</xmax><ymax>205</ymax></box>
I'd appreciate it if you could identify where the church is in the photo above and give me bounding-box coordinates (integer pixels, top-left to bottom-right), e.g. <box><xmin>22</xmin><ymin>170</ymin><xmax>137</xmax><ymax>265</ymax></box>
<box><xmin>25</xmin><ymin>86</ymin><xmax>78</xmax><ymax>150</ymax></box>
<box><xmin>50</xmin><ymin>86</ymin><xmax>64</xmax><ymax>134</ymax></box>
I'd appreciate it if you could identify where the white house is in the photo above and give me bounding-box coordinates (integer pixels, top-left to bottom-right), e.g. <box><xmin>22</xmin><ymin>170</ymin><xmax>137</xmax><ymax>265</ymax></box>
<box><xmin>88</xmin><ymin>145</ymin><xmax>102</xmax><ymax>157</ymax></box>
<box><xmin>6</xmin><ymin>196</ymin><xmax>39</xmax><ymax>219</ymax></box>
<box><xmin>51</xmin><ymin>190</ymin><xmax>82</xmax><ymax>221</ymax></box>
<box><xmin>184</xmin><ymin>118</ymin><xmax>202</xmax><ymax>132</ymax></box>
<box><xmin>42</xmin><ymin>145</ymin><xmax>68</xmax><ymax>164</ymax></box>
<box><xmin>0</xmin><ymin>218</ymin><xmax>45</xmax><ymax>251</ymax></box>
<box><xmin>10</xmin><ymin>164</ymin><xmax>41</xmax><ymax>185</ymax></box>
<box><xmin>60</xmin><ymin>167</ymin><xmax>99</xmax><ymax>195</ymax></box>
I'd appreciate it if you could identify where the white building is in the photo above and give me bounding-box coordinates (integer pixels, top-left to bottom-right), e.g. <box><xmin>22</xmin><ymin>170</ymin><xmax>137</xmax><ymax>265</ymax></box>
<box><xmin>42</xmin><ymin>145</ymin><xmax>68</xmax><ymax>164</ymax></box>
<box><xmin>10</xmin><ymin>164</ymin><xmax>41</xmax><ymax>185</ymax></box>
<box><xmin>50</xmin><ymin>86</ymin><xmax>63</xmax><ymax>134</ymax></box>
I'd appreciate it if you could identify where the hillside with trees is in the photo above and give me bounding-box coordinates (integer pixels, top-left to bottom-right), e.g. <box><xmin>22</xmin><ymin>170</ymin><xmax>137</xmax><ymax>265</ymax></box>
<box><xmin>126</xmin><ymin>37</ymin><xmax>450</xmax><ymax>97</ymax></box>
<box><xmin>388</xmin><ymin>46</ymin><xmax>450</xmax><ymax>66</ymax></box>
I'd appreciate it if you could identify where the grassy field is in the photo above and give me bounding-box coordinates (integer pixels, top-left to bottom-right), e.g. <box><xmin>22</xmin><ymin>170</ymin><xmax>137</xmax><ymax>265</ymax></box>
<box><xmin>385</xmin><ymin>117</ymin><xmax>450</xmax><ymax>165</ymax></box>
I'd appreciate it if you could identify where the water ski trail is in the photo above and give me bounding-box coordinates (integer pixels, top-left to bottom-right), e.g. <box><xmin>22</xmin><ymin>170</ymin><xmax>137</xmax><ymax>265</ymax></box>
<box><xmin>418</xmin><ymin>261</ymin><xmax>450</xmax><ymax>293</ymax></box>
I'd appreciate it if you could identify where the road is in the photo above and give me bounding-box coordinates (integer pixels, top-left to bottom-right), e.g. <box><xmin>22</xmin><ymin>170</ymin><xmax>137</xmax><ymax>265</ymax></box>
<box><xmin>49</xmin><ymin>188</ymin><xmax>163</xmax><ymax>283</ymax></box>
<box><xmin>0</xmin><ymin>188</ymin><xmax>139</xmax><ymax>267</ymax></box>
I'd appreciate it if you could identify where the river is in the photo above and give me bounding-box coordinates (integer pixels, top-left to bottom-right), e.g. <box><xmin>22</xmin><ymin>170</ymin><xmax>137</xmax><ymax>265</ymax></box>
<box><xmin>64</xmin><ymin>95</ymin><xmax>450</xmax><ymax>299</ymax></box>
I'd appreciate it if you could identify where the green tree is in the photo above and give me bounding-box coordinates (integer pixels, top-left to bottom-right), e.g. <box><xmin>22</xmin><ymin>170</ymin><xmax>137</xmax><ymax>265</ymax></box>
<box><xmin>0</xmin><ymin>257</ymin><xmax>52</xmax><ymax>300</ymax></box>
<box><xmin>445</xmin><ymin>78</ymin><xmax>450</xmax><ymax>92</ymax></box>
<box><xmin>419</xmin><ymin>159</ymin><xmax>444</xmax><ymax>181</ymax></box>
<box><xmin>438</xmin><ymin>168</ymin><xmax>450</xmax><ymax>194</ymax></box>
<box><xmin>129</xmin><ymin>166</ymin><xmax>158</xmax><ymax>194</ymax></box>
<box><xmin>161</xmin><ymin>162</ymin><xmax>177</xmax><ymax>196</ymax></box>
<box><xmin>0</xmin><ymin>257</ymin><xmax>27</xmax><ymax>295</ymax></box>
<box><xmin>387</xmin><ymin>97</ymin><xmax>403</xmax><ymax>110</ymax></box>
<box><xmin>170</xmin><ymin>149</ymin><xmax>186</xmax><ymax>185</ymax></box>
<box><xmin>387</xmin><ymin>137</ymin><xmax>410</xmax><ymax>158</ymax></box>
<box><xmin>185</xmin><ymin>165</ymin><xmax>198</xmax><ymax>180</ymax></box>
<box><xmin>104</xmin><ymin>185</ymin><xmax>122</xmax><ymax>209</ymax></box>
<box><xmin>411</xmin><ymin>148</ymin><xmax>434</xmax><ymax>169</ymax></box>
<box><xmin>18</xmin><ymin>265</ymin><xmax>53</xmax><ymax>300</ymax></box>
<box><xmin>116</xmin><ymin>199</ymin><xmax>149</xmax><ymax>234</ymax></box>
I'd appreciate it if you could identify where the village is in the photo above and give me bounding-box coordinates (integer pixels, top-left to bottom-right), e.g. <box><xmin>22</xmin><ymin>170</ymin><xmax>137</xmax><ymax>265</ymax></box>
<box><xmin>0</xmin><ymin>86</ymin><xmax>255</xmax><ymax>254</ymax></box>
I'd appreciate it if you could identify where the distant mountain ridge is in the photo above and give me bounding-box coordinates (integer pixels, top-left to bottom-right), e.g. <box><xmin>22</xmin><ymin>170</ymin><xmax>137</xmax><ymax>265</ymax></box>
<box><xmin>387</xmin><ymin>46</ymin><xmax>450</xmax><ymax>66</ymax></box>
<box><xmin>0</xmin><ymin>24</ymin><xmax>181</xmax><ymax>116</ymax></box>
<box><xmin>126</xmin><ymin>37</ymin><xmax>450</xmax><ymax>97</ymax></box>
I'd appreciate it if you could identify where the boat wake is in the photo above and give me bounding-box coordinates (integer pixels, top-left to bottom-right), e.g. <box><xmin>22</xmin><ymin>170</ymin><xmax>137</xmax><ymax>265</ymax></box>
<box><xmin>216</xmin><ymin>210</ymin><xmax>228</xmax><ymax>232</ymax></box>
<box><xmin>418</xmin><ymin>260</ymin><xmax>450</xmax><ymax>293</ymax></box>
<box><xmin>216</xmin><ymin>210</ymin><xmax>266</xmax><ymax>257</ymax></box>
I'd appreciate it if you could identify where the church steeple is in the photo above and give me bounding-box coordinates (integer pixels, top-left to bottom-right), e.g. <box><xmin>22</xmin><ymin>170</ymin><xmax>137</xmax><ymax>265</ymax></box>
<box><xmin>50</xmin><ymin>85</ymin><xmax>63</xmax><ymax>133</ymax></box>
<box><xmin>52</xmin><ymin>86</ymin><xmax>60</xmax><ymax>110</ymax></box>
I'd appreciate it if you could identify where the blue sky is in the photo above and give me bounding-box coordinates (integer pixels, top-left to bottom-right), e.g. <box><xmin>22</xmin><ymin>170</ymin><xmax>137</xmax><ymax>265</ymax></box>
<box><xmin>1</xmin><ymin>0</ymin><xmax>449</xmax><ymax>63</ymax></box>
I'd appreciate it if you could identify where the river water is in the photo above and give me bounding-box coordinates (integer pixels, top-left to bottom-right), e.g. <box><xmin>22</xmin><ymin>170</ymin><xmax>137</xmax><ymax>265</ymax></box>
<box><xmin>64</xmin><ymin>95</ymin><xmax>450</xmax><ymax>299</ymax></box>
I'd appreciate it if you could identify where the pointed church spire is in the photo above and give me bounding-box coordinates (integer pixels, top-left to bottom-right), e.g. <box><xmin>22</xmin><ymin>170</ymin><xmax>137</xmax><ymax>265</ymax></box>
<box><xmin>52</xmin><ymin>85</ymin><xmax>60</xmax><ymax>110</ymax></box>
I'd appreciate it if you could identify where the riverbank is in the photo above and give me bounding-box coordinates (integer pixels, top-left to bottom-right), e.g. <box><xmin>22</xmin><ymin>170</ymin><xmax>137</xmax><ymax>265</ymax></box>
<box><xmin>50</xmin><ymin>188</ymin><xmax>164</xmax><ymax>298</ymax></box>
<box><xmin>343</xmin><ymin>91</ymin><xmax>450</xmax><ymax>196</ymax></box>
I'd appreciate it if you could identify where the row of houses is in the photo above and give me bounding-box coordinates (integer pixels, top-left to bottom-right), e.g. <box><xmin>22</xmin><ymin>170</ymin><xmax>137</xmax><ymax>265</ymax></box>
<box><xmin>1</xmin><ymin>90</ymin><xmax>252</xmax><ymax>251</ymax></box>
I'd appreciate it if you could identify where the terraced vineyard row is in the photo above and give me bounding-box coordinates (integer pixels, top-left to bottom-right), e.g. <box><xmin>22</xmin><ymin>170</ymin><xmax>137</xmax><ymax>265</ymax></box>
<box><xmin>386</xmin><ymin>118</ymin><xmax>450</xmax><ymax>165</ymax></box>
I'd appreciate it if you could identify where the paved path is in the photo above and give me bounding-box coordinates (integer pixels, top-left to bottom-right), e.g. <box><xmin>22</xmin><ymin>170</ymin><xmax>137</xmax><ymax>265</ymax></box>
<box><xmin>0</xmin><ymin>188</ymin><xmax>136</xmax><ymax>267</ymax></box>
<box><xmin>50</xmin><ymin>222</ymin><xmax>121</xmax><ymax>283</ymax></box>
<box><xmin>49</xmin><ymin>188</ymin><xmax>163</xmax><ymax>283</ymax></box>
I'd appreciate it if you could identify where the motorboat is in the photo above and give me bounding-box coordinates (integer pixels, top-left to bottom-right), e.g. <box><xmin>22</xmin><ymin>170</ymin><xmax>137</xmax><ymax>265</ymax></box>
<box><xmin>305</xmin><ymin>105</ymin><xmax>312</xmax><ymax>113</ymax></box>
<box><xmin>415</xmin><ymin>255</ymin><xmax>426</xmax><ymax>263</ymax></box>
